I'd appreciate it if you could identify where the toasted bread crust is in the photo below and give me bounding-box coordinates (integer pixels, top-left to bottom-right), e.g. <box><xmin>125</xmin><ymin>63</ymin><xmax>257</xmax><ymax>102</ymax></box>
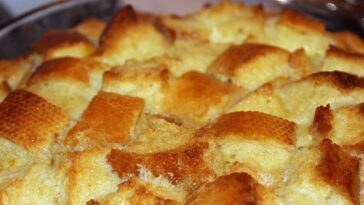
<box><xmin>311</xmin><ymin>105</ymin><xmax>333</xmax><ymax>138</ymax></box>
<box><xmin>163</xmin><ymin>71</ymin><xmax>242</xmax><ymax>124</ymax></box>
<box><xmin>278</xmin><ymin>10</ymin><xmax>325</xmax><ymax>34</ymax></box>
<box><xmin>28</xmin><ymin>57</ymin><xmax>91</xmax><ymax>85</ymax></box>
<box><xmin>209</xmin><ymin>43</ymin><xmax>289</xmax><ymax>76</ymax></box>
<box><xmin>308</xmin><ymin>71</ymin><xmax>364</xmax><ymax>92</ymax></box>
<box><xmin>66</xmin><ymin>92</ymin><xmax>144</xmax><ymax>146</ymax></box>
<box><xmin>32</xmin><ymin>30</ymin><xmax>95</xmax><ymax>60</ymax></box>
<box><xmin>317</xmin><ymin>139</ymin><xmax>360</xmax><ymax>205</ymax></box>
<box><xmin>208</xmin><ymin>111</ymin><xmax>296</xmax><ymax>145</ymax></box>
<box><xmin>99</xmin><ymin>6</ymin><xmax>137</xmax><ymax>55</ymax></box>
<box><xmin>0</xmin><ymin>90</ymin><xmax>69</xmax><ymax>150</ymax></box>
<box><xmin>107</xmin><ymin>141</ymin><xmax>212</xmax><ymax>186</ymax></box>
<box><xmin>187</xmin><ymin>173</ymin><xmax>259</xmax><ymax>205</ymax></box>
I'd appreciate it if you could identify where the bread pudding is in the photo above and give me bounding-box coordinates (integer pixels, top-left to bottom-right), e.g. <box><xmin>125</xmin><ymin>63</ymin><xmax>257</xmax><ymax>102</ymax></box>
<box><xmin>1</xmin><ymin>1</ymin><xmax>364</xmax><ymax>204</ymax></box>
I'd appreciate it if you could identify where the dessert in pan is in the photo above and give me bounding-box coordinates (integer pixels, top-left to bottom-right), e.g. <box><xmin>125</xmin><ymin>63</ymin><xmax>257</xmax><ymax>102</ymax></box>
<box><xmin>1</xmin><ymin>1</ymin><xmax>364</xmax><ymax>204</ymax></box>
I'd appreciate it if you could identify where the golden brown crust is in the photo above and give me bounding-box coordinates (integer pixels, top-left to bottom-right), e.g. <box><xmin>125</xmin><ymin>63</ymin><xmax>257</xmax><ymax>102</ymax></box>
<box><xmin>104</xmin><ymin>66</ymin><xmax>170</xmax><ymax>84</ymax></box>
<box><xmin>208</xmin><ymin>43</ymin><xmax>289</xmax><ymax>76</ymax></box>
<box><xmin>325</xmin><ymin>45</ymin><xmax>364</xmax><ymax>67</ymax></box>
<box><xmin>99</xmin><ymin>6</ymin><xmax>137</xmax><ymax>54</ymax></box>
<box><xmin>24</xmin><ymin>56</ymin><xmax>109</xmax><ymax>120</ymax></box>
<box><xmin>107</xmin><ymin>141</ymin><xmax>213</xmax><ymax>186</ymax></box>
<box><xmin>0</xmin><ymin>90</ymin><xmax>69</xmax><ymax>151</ymax></box>
<box><xmin>160</xmin><ymin>1</ymin><xmax>265</xmax><ymax>43</ymax></box>
<box><xmin>207</xmin><ymin>111</ymin><xmax>296</xmax><ymax>145</ymax></box>
<box><xmin>98</xmin><ymin>6</ymin><xmax>168</xmax><ymax>64</ymax></box>
<box><xmin>163</xmin><ymin>71</ymin><xmax>243</xmax><ymax>124</ymax></box>
<box><xmin>311</xmin><ymin>105</ymin><xmax>333</xmax><ymax>138</ymax></box>
<box><xmin>327</xmin><ymin>46</ymin><xmax>364</xmax><ymax>60</ymax></box>
<box><xmin>74</xmin><ymin>18</ymin><xmax>106</xmax><ymax>44</ymax></box>
<box><xmin>289</xmin><ymin>48</ymin><xmax>313</xmax><ymax>76</ymax></box>
<box><xmin>27</xmin><ymin>57</ymin><xmax>94</xmax><ymax>85</ymax></box>
<box><xmin>86</xmin><ymin>199</ymin><xmax>100</xmax><ymax>205</ymax></box>
<box><xmin>323</xmin><ymin>46</ymin><xmax>364</xmax><ymax>77</ymax></box>
<box><xmin>0</xmin><ymin>55</ymin><xmax>36</xmax><ymax>90</ymax></box>
<box><xmin>307</xmin><ymin>71</ymin><xmax>364</xmax><ymax>91</ymax></box>
<box><xmin>316</xmin><ymin>139</ymin><xmax>360</xmax><ymax>205</ymax></box>
<box><xmin>207</xmin><ymin>43</ymin><xmax>290</xmax><ymax>90</ymax></box>
<box><xmin>66</xmin><ymin>91</ymin><xmax>144</xmax><ymax>147</ymax></box>
<box><xmin>331</xmin><ymin>31</ymin><xmax>364</xmax><ymax>54</ymax></box>
<box><xmin>278</xmin><ymin>9</ymin><xmax>325</xmax><ymax>34</ymax></box>
<box><xmin>32</xmin><ymin>30</ymin><xmax>95</xmax><ymax>60</ymax></box>
<box><xmin>187</xmin><ymin>173</ymin><xmax>259</xmax><ymax>205</ymax></box>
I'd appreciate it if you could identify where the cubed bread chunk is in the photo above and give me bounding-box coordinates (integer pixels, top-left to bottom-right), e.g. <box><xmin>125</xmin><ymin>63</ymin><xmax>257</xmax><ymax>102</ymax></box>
<box><xmin>98</xmin><ymin>6</ymin><xmax>169</xmax><ymax>65</ymax></box>
<box><xmin>103</xmin><ymin>65</ymin><xmax>170</xmax><ymax>114</ymax></box>
<box><xmin>161</xmin><ymin>1</ymin><xmax>265</xmax><ymax>44</ymax></box>
<box><xmin>32</xmin><ymin>30</ymin><xmax>95</xmax><ymax>60</ymax></box>
<box><xmin>258</xmin><ymin>10</ymin><xmax>333</xmax><ymax>58</ymax></box>
<box><xmin>65</xmin><ymin>148</ymin><xmax>121</xmax><ymax>205</ymax></box>
<box><xmin>0</xmin><ymin>90</ymin><xmax>69</xmax><ymax>160</ymax></box>
<box><xmin>97</xmin><ymin>176</ymin><xmax>180</xmax><ymax>205</ymax></box>
<box><xmin>208</xmin><ymin>43</ymin><xmax>291</xmax><ymax>90</ymax></box>
<box><xmin>187</xmin><ymin>172</ymin><xmax>278</xmax><ymax>205</ymax></box>
<box><xmin>232</xmin><ymin>71</ymin><xmax>364</xmax><ymax>125</ymax></box>
<box><xmin>203</xmin><ymin>111</ymin><xmax>296</xmax><ymax>186</ymax></box>
<box><xmin>26</xmin><ymin>57</ymin><xmax>109</xmax><ymax>119</ymax></box>
<box><xmin>0</xmin><ymin>163</ymin><xmax>67</xmax><ymax>205</ymax></box>
<box><xmin>107</xmin><ymin>141</ymin><xmax>214</xmax><ymax>190</ymax></box>
<box><xmin>73</xmin><ymin>18</ymin><xmax>106</xmax><ymax>45</ymax></box>
<box><xmin>163</xmin><ymin>71</ymin><xmax>244</xmax><ymax>125</ymax></box>
<box><xmin>65</xmin><ymin>91</ymin><xmax>144</xmax><ymax>150</ymax></box>
<box><xmin>281</xmin><ymin>139</ymin><xmax>359</xmax><ymax>205</ymax></box>
<box><xmin>323</xmin><ymin>46</ymin><xmax>364</xmax><ymax>76</ymax></box>
<box><xmin>331</xmin><ymin>31</ymin><xmax>364</xmax><ymax>54</ymax></box>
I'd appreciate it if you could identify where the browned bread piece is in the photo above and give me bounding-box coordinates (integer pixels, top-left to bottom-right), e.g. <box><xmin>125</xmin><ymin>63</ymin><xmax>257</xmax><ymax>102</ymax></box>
<box><xmin>208</xmin><ymin>43</ymin><xmax>291</xmax><ymax>90</ymax></box>
<box><xmin>0</xmin><ymin>56</ymin><xmax>39</xmax><ymax>91</ymax></box>
<box><xmin>200</xmin><ymin>111</ymin><xmax>296</xmax><ymax>186</ymax></box>
<box><xmin>289</xmin><ymin>48</ymin><xmax>315</xmax><ymax>77</ymax></box>
<box><xmin>32</xmin><ymin>30</ymin><xmax>95</xmax><ymax>61</ymax></box>
<box><xmin>102</xmin><ymin>65</ymin><xmax>170</xmax><ymax>114</ymax></box>
<box><xmin>98</xmin><ymin>6</ymin><xmax>170</xmax><ymax>65</ymax></box>
<box><xmin>126</xmin><ymin>114</ymin><xmax>194</xmax><ymax>153</ymax></box>
<box><xmin>231</xmin><ymin>71</ymin><xmax>364</xmax><ymax>147</ymax></box>
<box><xmin>281</xmin><ymin>139</ymin><xmax>360</xmax><ymax>205</ymax></box>
<box><xmin>161</xmin><ymin>1</ymin><xmax>265</xmax><ymax>44</ymax></box>
<box><xmin>64</xmin><ymin>148</ymin><xmax>121</xmax><ymax>205</ymax></box>
<box><xmin>162</xmin><ymin>39</ymin><xmax>229</xmax><ymax>76</ymax></box>
<box><xmin>231</xmin><ymin>71</ymin><xmax>364</xmax><ymax>125</ymax></box>
<box><xmin>0</xmin><ymin>90</ymin><xmax>69</xmax><ymax>160</ymax></box>
<box><xmin>162</xmin><ymin>71</ymin><xmax>244</xmax><ymax>125</ymax></box>
<box><xmin>255</xmin><ymin>9</ymin><xmax>334</xmax><ymax>58</ymax></box>
<box><xmin>65</xmin><ymin>91</ymin><xmax>144</xmax><ymax>150</ymax></box>
<box><xmin>331</xmin><ymin>31</ymin><xmax>364</xmax><ymax>54</ymax></box>
<box><xmin>25</xmin><ymin>57</ymin><xmax>109</xmax><ymax>119</ymax></box>
<box><xmin>310</xmin><ymin>103</ymin><xmax>364</xmax><ymax>153</ymax></box>
<box><xmin>186</xmin><ymin>172</ymin><xmax>278</xmax><ymax>205</ymax></box>
<box><xmin>323</xmin><ymin>46</ymin><xmax>364</xmax><ymax>76</ymax></box>
<box><xmin>107</xmin><ymin>140</ymin><xmax>214</xmax><ymax>190</ymax></box>
<box><xmin>73</xmin><ymin>18</ymin><xmax>106</xmax><ymax>45</ymax></box>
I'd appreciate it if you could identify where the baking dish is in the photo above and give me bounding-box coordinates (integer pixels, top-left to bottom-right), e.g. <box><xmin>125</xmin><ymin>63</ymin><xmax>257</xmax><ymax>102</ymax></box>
<box><xmin>0</xmin><ymin>0</ymin><xmax>122</xmax><ymax>59</ymax></box>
